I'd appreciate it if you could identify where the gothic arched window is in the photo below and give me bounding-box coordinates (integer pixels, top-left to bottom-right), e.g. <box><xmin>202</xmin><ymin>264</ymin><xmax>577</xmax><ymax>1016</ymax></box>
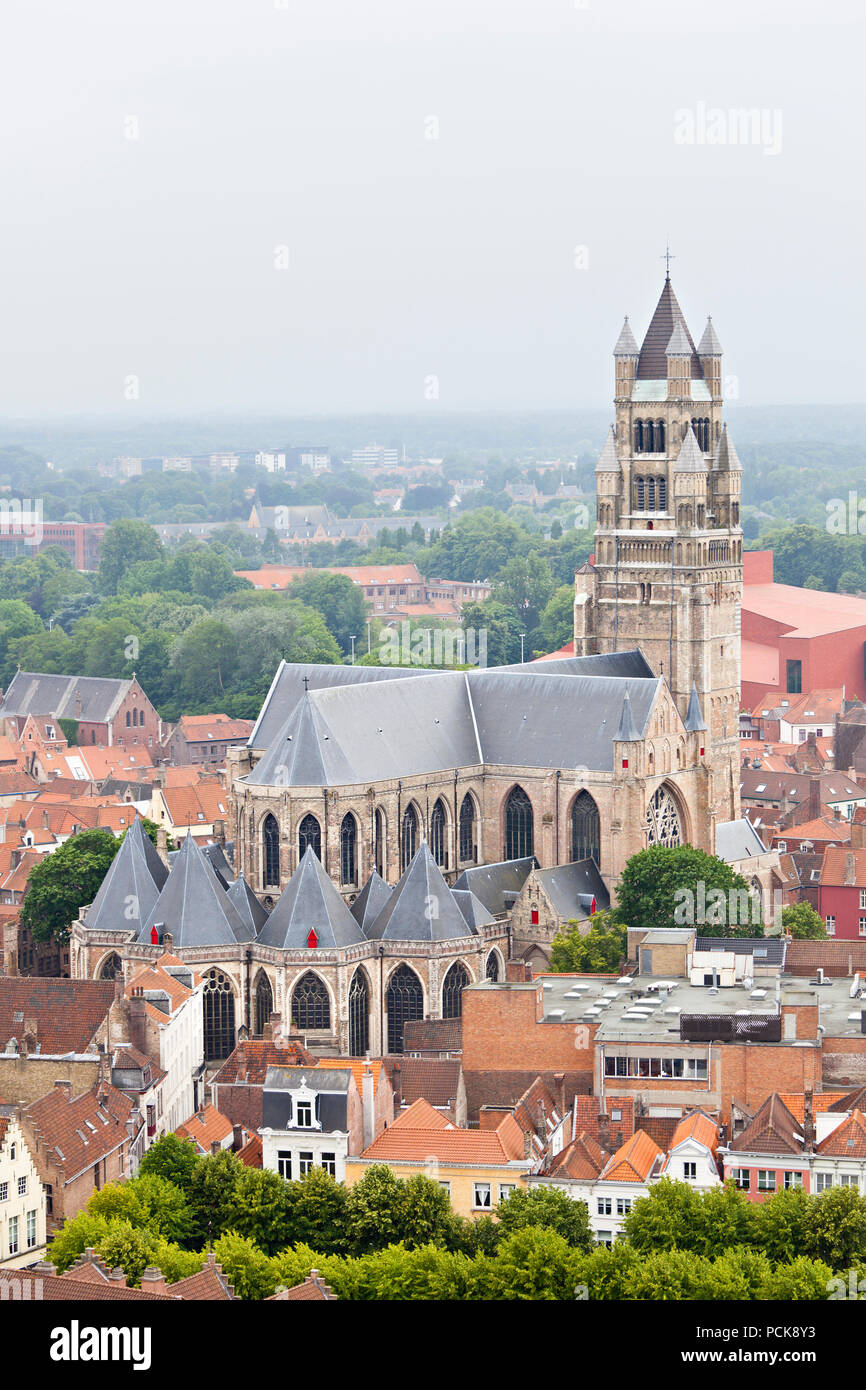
<box><xmin>634</xmin><ymin>476</ymin><xmax>646</xmax><ymax>511</ymax></box>
<box><xmin>656</xmin><ymin>420</ymin><xmax>666</xmax><ymax>451</ymax></box>
<box><xmin>263</xmin><ymin>813</ymin><xmax>280</xmax><ymax>886</ymax></box>
<box><xmin>254</xmin><ymin>970</ymin><xmax>273</xmax><ymax>1036</ymax></box>
<box><xmin>635</xmin><ymin>421</ymin><xmax>644</xmax><ymax>452</ymax></box>
<box><xmin>459</xmin><ymin>794</ymin><xmax>476</xmax><ymax>864</ymax></box>
<box><xmin>386</xmin><ymin>964</ymin><xmax>424</xmax><ymax>1054</ymax></box>
<box><xmin>203</xmin><ymin>969</ymin><xmax>236</xmax><ymax>1062</ymax></box>
<box><xmin>442</xmin><ymin>961</ymin><xmax>470</xmax><ymax>1019</ymax></box>
<box><xmin>98</xmin><ymin>952</ymin><xmax>122</xmax><ymax>981</ymax></box>
<box><xmin>340</xmin><ymin>813</ymin><xmax>357</xmax><ymax>886</ymax></box>
<box><xmin>657</xmin><ymin>475</ymin><xmax>667</xmax><ymax>510</ymax></box>
<box><xmin>298</xmin><ymin>814</ymin><xmax>321</xmax><ymax>861</ymax></box>
<box><xmin>571</xmin><ymin>791</ymin><xmax>601</xmax><ymax>866</ymax></box>
<box><xmin>430</xmin><ymin>798</ymin><xmax>447</xmax><ymax>868</ymax></box>
<box><xmin>505</xmin><ymin>785</ymin><xmax>534</xmax><ymax>861</ymax></box>
<box><xmin>374</xmin><ymin>807</ymin><xmax>386</xmax><ymax>877</ymax></box>
<box><xmin>348</xmin><ymin>968</ymin><xmax>370</xmax><ymax>1057</ymax></box>
<box><xmin>647</xmin><ymin>477</ymin><xmax>656</xmax><ymax>510</ymax></box>
<box><xmin>291</xmin><ymin>972</ymin><xmax>330</xmax><ymax>1031</ymax></box>
<box><xmin>401</xmin><ymin>803</ymin><xmax>419</xmax><ymax>871</ymax></box>
<box><xmin>645</xmin><ymin>785</ymin><xmax>683</xmax><ymax>849</ymax></box>
<box><xmin>485</xmin><ymin>950</ymin><xmax>501</xmax><ymax>982</ymax></box>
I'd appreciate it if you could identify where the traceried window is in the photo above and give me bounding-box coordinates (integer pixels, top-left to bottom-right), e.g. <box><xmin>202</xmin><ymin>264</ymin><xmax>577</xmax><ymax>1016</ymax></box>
<box><xmin>645</xmin><ymin>785</ymin><xmax>683</xmax><ymax>848</ymax></box>
<box><xmin>505</xmin><ymin>785</ymin><xmax>534</xmax><ymax>861</ymax></box>
<box><xmin>442</xmin><ymin>961</ymin><xmax>470</xmax><ymax>1019</ymax></box>
<box><xmin>203</xmin><ymin>969</ymin><xmax>236</xmax><ymax>1062</ymax></box>
<box><xmin>291</xmin><ymin>973</ymin><xmax>330</xmax><ymax>1031</ymax></box>
<box><xmin>386</xmin><ymin>963</ymin><xmax>424</xmax><ymax>1054</ymax></box>
<box><xmin>263</xmin><ymin>813</ymin><xmax>280</xmax><ymax>886</ymax></box>
<box><xmin>571</xmin><ymin>790</ymin><xmax>600</xmax><ymax>865</ymax></box>
<box><xmin>340</xmin><ymin>813</ymin><xmax>357</xmax><ymax>886</ymax></box>
<box><xmin>400</xmin><ymin>803</ymin><xmax>419</xmax><ymax>871</ymax></box>
<box><xmin>99</xmin><ymin>953</ymin><xmax>122</xmax><ymax>981</ymax></box>
<box><xmin>459</xmin><ymin>794</ymin><xmax>476</xmax><ymax>863</ymax></box>
<box><xmin>485</xmin><ymin>950</ymin><xmax>501</xmax><ymax>982</ymax></box>
<box><xmin>348</xmin><ymin>968</ymin><xmax>370</xmax><ymax>1058</ymax></box>
<box><xmin>298</xmin><ymin>814</ymin><xmax>321</xmax><ymax>861</ymax></box>
<box><xmin>430</xmin><ymin>798</ymin><xmax>448</xmax><ymax>868</ymax></box>
<box><xmin>254</xmin><ymin>970</ymin><xmax>273</xmax><ymax>1036</ymax></box>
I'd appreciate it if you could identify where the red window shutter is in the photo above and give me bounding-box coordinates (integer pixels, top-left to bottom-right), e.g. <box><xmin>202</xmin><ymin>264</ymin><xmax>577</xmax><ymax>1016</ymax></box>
<box><xmin>150</xmin><ymin>925</ymin><xmax>159</xmax><ymax>945</ymax></box>
<box><xmin>530</xmin><ymin>908</ymin><xmax>539</xmax><ymax>926</ymax></box>
<box><xmin>590</xmin><ymin>896</ymin><xmax>597</xmax><ymax>915</ymax></box>
<box><xmin>307</xmin><ymin>927</ymin><xmax>318</xmax><ymax>948</ymax></box>
<box><xmin>622</xmin><ymin>758</ymin><xmax>629</xmax><ymax>770</ymax></box>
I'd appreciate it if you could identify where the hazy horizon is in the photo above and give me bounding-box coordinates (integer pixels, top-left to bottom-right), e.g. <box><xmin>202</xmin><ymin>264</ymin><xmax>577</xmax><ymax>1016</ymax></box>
<box><xmin>2</xmin><ymin>0</ymin><xmax>863</xmax><ymax>416</ymax></box>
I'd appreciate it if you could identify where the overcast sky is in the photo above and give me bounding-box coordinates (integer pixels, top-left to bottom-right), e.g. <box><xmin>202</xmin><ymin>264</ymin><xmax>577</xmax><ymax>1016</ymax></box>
<box><xmin>1</xmin><ymin>0</ymin><xmax>862</xmax><ymax>416</ymax></box>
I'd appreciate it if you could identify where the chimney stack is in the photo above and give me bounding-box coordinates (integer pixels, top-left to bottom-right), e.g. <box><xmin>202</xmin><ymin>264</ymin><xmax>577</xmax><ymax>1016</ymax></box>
<box><xmin>53</xmin><ymin>1079</ymin><xmax>72</xmax><ymax>1101</ymax></box>
<box><xmin>597</xmin><ymin>1110</ymin><xmax>611</xmax><ymax>1152</ymax></box>
<box><xmin>803</xmin><ymin>1087</ymin><xmax>815</xmax><ymax>1152</ymax></box>
<box><xmin>140</xmin><ymin>1267</ymin><xmax>168</xmax><ymax>1293</ymax></box>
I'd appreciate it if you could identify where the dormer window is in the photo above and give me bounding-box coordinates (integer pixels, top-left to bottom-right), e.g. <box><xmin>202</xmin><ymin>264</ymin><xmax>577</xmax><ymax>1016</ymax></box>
<box><xmin>296</xmin><ymin>1101</ymin><xmax>313</xmax><ymax>1127</ymax></box>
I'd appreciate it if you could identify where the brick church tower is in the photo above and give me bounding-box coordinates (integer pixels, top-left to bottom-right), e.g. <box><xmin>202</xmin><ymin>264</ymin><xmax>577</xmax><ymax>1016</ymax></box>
<box><xmin>575</xmin><ymin>268</ymin><xmax>742</xmax><ymax>825</ymax></box>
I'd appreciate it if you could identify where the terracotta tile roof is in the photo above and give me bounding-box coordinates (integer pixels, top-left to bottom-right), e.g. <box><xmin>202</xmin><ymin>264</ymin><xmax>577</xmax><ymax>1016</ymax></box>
<box><xmin>25</xmin><ymin>1082</ymin><xmax>139</xmax><ymax>1181</ymax></box>
<box><xmin>402</xmin><ymin>1017</ymin><xmax>462</xmax><ymax>1055</ymax></box>
<box><xmin>816</xmin><ymin>1109</ymin><xmax>866</xmax><ymax>1158</ymax></box>
<box><xmin>317</xmin><ymin>1057</ymin><xmax>386</xmax><ymax>1099</ymax></box>
<box><xmin>774</xmin><ymin>817</ymin><xmax>850</xmax><ymax>846</ymax></box>
<box><xmin>125</xmin><ymin>954</ymin><xmax>201</xmax><ymax>1017</ymax></box>
<box><xmin>384</xmin><ymin>1058</ymin><xmax>461</xmax><ymax>1109</ymax></box>
<box><xmin>237</xmin><ymin>1133</ymin><xmax>262</xmax><ymax>1168</ymax></box>
<box><xmin>176</xmin><ymin>715</ymin><xmax>254</xmax><ymax>742</ymax></box>
<box><xmin>162</xmin><ymin>766</ymin><xmax>221</xmax><ymax>788</ymax></box>
<box><xmin>0</xmin><ymin>770</ymin><xmax>40</xmax><ymax>796</ymax></box>
<box><xmin>751</xmin><ymin>688</ymin><xmax>843</xmax><ymax>723</ymax></box>
<box><xmin>0</xmin><ymin>1269</ymin><xmax>176</xmax><ymax>1302</ymax></box>
<box><xmin>359</xmin><ymin>1102</ymin><xmax>526</xmax><ymax>1165</ymax></box>
<box><xmin>160</xmin><ymin>782</ymin><xmax>229</xmax><ymax>827</ymax></box>
<box><xmin>211</xmin><ymin>1038</ymin><xmax>315</xmax><ymax>1087</ymax></box>
<box><xmin>167</xmin><ymin>1255</ymin><xmax>235</xmax><ymax>1300</ymax></box>
<box><xmin>0</xmin><ymin>976</ymin><xmax>115</xmax><ymax>1053</ymax></box>
<box><xmin>270</xmin><ymin>1271</ymin><xmax>338</xmax><ymax>1301</ymax></box>
<box><xmin>599</xmin><ymin>1130</ymin><xmax>664</xmax><ymax>1183</ymax></box>
<box><xmin>728</xmin><ymin>1094</ymin><xmax>804</xmax><ymax>1156</ymax></box>
<box><xmin>545</xmin><ymin>1132</ymin><xmax>608</xmax><ymax>1181</ymax></box>
<box><xmin>667</xmin><ymin>1111</ymin><xmax>719</xmax><ymax>1153</ymax></box>
<box><xmin>821</xmin><ymin>847</ymin><xmax>866</xmax><ymax>888</ymax></box>
<box><xmin>778</xmin><ymin>1091</ymin><xmax>849</xmax><ymax>1123</ymax></box>
<box><xmin>175</xmin><ymin>1103</ymin><xmax>234</xmax><ymax>1154</ymax></box>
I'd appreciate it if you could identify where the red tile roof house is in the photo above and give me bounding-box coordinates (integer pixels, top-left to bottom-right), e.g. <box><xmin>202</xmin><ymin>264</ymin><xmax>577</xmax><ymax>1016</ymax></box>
<box><xmin>723</xmin><ymin>1088</ymin><xmax>866</xmax><ymax>1199</ymax></box>
<box><xmin>0</xmin><ymin>672</ymin><xmax>161</xmax><ymax>753</ymax></box>
<box><xmin>160</xmin><ymin>714</ymin><xmax>254</xmax><ymax>768</ymax></box>
<box><xmin>818</xmin><ymin>848</ymin><xmax>866</xmax><ymax>940</ymax></box>
<box><xmin>175</xmin><ymin>1102</ymin><xmax>236</xmax><ymax>1156</ymax></box>
<box><xmin>20</xmin><ymin>1079</ymin><xmax>143</xmax><ymax>1232</ymax></box>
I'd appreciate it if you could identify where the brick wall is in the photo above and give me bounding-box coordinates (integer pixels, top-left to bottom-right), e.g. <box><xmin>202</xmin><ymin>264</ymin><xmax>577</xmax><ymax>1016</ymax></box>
<box><xmin>0</xmin><ymin>1057</ymin><xmax>100</xmax><ymax>1105</ymax></box>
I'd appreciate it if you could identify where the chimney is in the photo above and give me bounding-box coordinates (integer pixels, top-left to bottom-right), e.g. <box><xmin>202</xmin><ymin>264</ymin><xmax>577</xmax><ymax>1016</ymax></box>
<box><xmin>361</xmin><ymin>1060</ymin><xmax>375</xmax><ymax>1151</ymax></box>
<box><xmin>808</xmin><ymin>776</ymin><xmax>821</xmax><ymax>821</ymax></box>
<box><xmin>803</xmin><ymin>1087</ymin><xmax>815</xmax><ymax>1152</ymax></box>
<box><xmin>232</xmin><ymin>1124</ymin><xmax>244</xmax><ymax>1151</ymax></box>
<box><xmin>163</xmin><ymin>932</ymin><xmax>173</xmax><ymax>952</ymax></box>
<box><xmin>210</xmin><ymin>1139</ymin><xmax>222</xmax><ymax>1156</ymax></box>
<box><xmin>53</xmin><ymin>1079</ymin><xmax>72</xmax><ymax>1101</ymax></box>
<box><xmin>140</xmin><ymin>1267</ymin><xmax>168</xmax><ymax>1293</ymax></box>
<box><xmin>129</xmin><ymin>989</ymin><xmax>148</xmax><ymax>1055</ymax></box>
<box><xmin>523</xmin><ymin>1128</ymin><xmax>533</xmax><ymax>1160</ymax></box>
<box><xmin>156</xmin><ymin>826</ymin><xmax>169</xmax><ymax>866</ymax></box>
<box><xmin>32</xmin><ymin>1259</ymin><xmax>58</xmax><ymax>1276</ymax></box>
<box><xmin>554</xmin><ymin>1072</ymin><xmax>566</xmax><ymax>1116</ymax></box>
<box><xmin>108</xmin><ymin>1267</ymin><xmax>127</xmax><ymax>1284</ymax></box>
<box><xmin>597</xmin><ymin>1110</ymin><xmax>611</xmax><ymax>1152</ymax></box>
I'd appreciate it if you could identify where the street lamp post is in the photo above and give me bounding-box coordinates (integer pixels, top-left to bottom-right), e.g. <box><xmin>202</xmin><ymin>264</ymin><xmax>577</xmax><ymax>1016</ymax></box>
<box><xmin>350</xmin><ymin>635</ymin><xmax>357</xmax><ymax>665</ymax></box>
<box><xmin>520</xmin><ymin>632</ymin><xmax>526</xmax><ymax>664</ymax></box>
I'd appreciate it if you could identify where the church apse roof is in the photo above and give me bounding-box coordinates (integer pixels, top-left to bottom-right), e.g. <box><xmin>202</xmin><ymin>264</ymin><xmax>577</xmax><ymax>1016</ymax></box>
<box><xmin>139</xmin><ymin>834</ymin><xmax>255</xmax><ymax>948</ymax></box>
<box><xmin>226</xmin><ymin>874</ymin><xmax>271</xmax><ymax>935</ymax></box>
<box><xmin>82</xmin><ymin>817</ymin><xmax>166</xmax><ymax>936</ymax></box>
<box><xmin>366</xmin><ymin>842</ymin><xmax>477</xmax><ymax>942</ymax></box>
<box><xmin>257</xmin><ymin>845</ymin><xmax>366</xmax><ymax>950</ymax></box>
<box><xmin>350</xmin><ymin>870</ymin><xmax>393</xmax><ymax>934</ymax></box>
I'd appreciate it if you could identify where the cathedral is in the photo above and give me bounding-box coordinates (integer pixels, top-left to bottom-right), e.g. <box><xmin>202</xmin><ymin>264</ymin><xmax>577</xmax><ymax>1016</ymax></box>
<box><xmin>71</xmin><ymin>269</ymin><xmax>755</xmax><ymax>1064</ymax></box>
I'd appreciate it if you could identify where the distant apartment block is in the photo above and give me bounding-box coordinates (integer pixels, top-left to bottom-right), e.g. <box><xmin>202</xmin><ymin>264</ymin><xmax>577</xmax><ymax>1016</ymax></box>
<box><xmin>256</xmin><ymin>451</ymin><xmax>286</xmax><ymax>472</ymax></box>
<box><xmin>352</xmin><ymin>445</ymin><xmax>400</xmax><ymax>469</ymax></box>
<box><xmin>210</xmin><ymin>453</ymin><xmax>240</xmax><ymax>472</ymax></box>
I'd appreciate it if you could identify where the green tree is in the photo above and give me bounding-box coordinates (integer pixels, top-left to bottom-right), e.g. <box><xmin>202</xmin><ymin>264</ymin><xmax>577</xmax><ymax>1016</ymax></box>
<box><xmin>138</xmin><ymin>1133</ymin><xmax>200</xmax><ymax>1193</ymax></box>
<box><xmin>98</xmin><ymin>519</ymin><xmax>163</xmax><ymax>594</ymax></box>
<box><xmin>287</xmin><ymin>571</ymin><xmax>369</xmax><ymax>656</ymax></box>
<box><xmin>187</xmin><ymin>1149</ymin><xmax>245</xmax><ymax>1248</ymax></box>
<box><xmin>781</xmin><ymin>902</ymin><xmax>827</xmax><ymax>939</ymax></box>
<box><xmin>284</xmin><ymin>1167</ymin><xmax>351</xmax><ymax>1253</ymax></box>
<box><xmin>222</xmin><ymin>1167</ymin><xmax>294</xmax><ymax>1255</ymax></box>
<box><xmin>495</xmin><ymin>1185</ymin><xmax>593</xmax><ymax>1250</ymax></box>
<box><xmin>623</xmin><ymin>1179</ymin><xmax>754</xmax><ymax>1258</ymax></box>
<box><xmin>802</xmin><ymin>1186</ymin><xmax>866</xmax><ymax>1270</ymax></box>
<box><xmin>19</xmin><ymin>827</ymin><xmax>118</xmax><ymax>944</ymax></box>
<box><xmin>616</xmin><ymin>844</ymin><xmax>763</xmax><ymax>937</ymax></box>
<box><xmin>87</xmin><ymin>1175</ymin><xmax>193</xmax><ymax>1246</ymax></box>
<box><xmin>210</xmin><ymin>1231</ymin><xmax>280</xmax><ymax>1300</ymax></box>
<box><xmin>485</xmin><ymin>1227</ymin><xmax>583</xmax><ymax>1300</ymax></box>
<box><xmin>538</xmin><ymin>584</ymin><xmax>575</xmax><ymax>654</ymax></box>
<box><xmin>345</xmin><ymin>1165</ymin><xmax>411</xmax><ymax>1252</ymax></box>
<box><xmin>550</xmin><ymin>910</ymin><xmax>627</xmax><ymax>973</ymax></box>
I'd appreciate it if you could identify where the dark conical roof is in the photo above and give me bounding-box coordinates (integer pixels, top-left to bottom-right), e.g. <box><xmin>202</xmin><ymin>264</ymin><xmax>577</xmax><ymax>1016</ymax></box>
<box><xmin>615</xmin><ymin>688</ymin><xmax>641</xmax><ymax>743</ymax></box>
<box><xmin>713</xmin><ymin>424</ymin><xmax>742</xmax><ymax>473</ymax></box>
<box><xmin>350</xmin><ymin>869</ymin><xmax>393</xmax><ymax>935</ymax></box>
<box><xmin>684</xmin><ymin>682</ymin><xmax>708</xmax><ymax>733</ymax></box>
<box><xmin>140</xmin><ymin>834</ymin><xmax>255</xmax><ymax>947</ymax></box>
<box><xmin>226</xmin><ymin>874</ymin><xmax>270</xmax><ymax>935</ymax></box>
<box><xmin>247</xmin><ymin>694</ymin><xmax>356</xmax><ymax>788</ymax></box>
<box><xmin>83</xmin><ymin>817</ymin><xmax>165</xmax><ymax>936</ymax></box>
<box><xmin>636</xmin><ymin>278</ymin><xmax>702</xmax><ymax>381</ymax></box>
<box><xmin>257</xmin><ymin>845</ymin><xmax>365</xmax><ymax>949</ymax></box>
<box><xmin>366</xmin><ymin>841</ymin><xmax>476</xmax><ymax>942</ymax></box>
<box><xmin>451</xmin><ymin>888</ymin><xmax>495</xmax><ymax>930</ymax></box>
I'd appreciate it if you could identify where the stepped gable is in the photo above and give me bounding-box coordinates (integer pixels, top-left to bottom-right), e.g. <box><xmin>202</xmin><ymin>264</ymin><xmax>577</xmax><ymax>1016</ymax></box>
<box><xmin>226</xmin><ymin>873</ymin><xmax>270</xmax><ymax>935</ymax></box>
<box><xmin>83</xmin><ymin>817</ymin><xmax>166</xmax><ymax>935</ymax></box>
<box><xmin>350</xmin><ymin>869</ymin><xmax>393</xmax><ymax>935</ymax></box>
<box><xmin>257</xmin><ymin>845</ymin><xmax>365</xmax><ymax>949</ymax></box>
<box><xmin>366</xmin><ymin>841</ymin><xmax>476</xmax><ymax>943</ymax></box>
<box><xmin>139</xmin><ymin>834</ymin><xmax>255</xmax><ymax>947</ymax></box>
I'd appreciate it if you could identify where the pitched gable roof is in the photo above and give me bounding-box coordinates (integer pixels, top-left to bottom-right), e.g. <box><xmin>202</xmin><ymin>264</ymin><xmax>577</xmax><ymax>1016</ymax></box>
<box><xmin>599</xmin><ymin>1129</ymin><xmax>664</xmax><ymax>1182</ymax></box>
<box><xmin>728</xmin><ymin>1094</ymin><xmax>803</xmax><ymax>1155</ymax></box>
<box><xmin>0</xmin><ymin>978</ymin><xmax>115</xmax><ymax>1054</ymax></box>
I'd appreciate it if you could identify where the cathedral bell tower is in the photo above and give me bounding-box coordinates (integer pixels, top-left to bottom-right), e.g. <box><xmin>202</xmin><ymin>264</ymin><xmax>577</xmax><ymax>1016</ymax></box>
<box><xmin>575</xmin><ymin>267</ymin><xmax>742</xmax><ymax>824</ymax></box>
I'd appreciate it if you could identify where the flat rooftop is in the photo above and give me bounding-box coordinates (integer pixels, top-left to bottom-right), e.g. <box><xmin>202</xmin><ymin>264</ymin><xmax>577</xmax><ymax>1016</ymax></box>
<box><xmin>536</xmin><ymin>972</ymin><xmax>866</xmax><ymax>1044</ymax></box>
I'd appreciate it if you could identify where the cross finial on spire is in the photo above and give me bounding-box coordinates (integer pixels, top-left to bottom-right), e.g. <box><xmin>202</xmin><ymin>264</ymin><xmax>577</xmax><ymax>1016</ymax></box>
<box><xmin>661</xmin><ymin>242</ymin><xmax>675</xmax><ymax>279</ymax></box>
<box><xmin>303</xmin><ymin>675</ymin><xmax>310</xmax><ymax>692</ymax></box>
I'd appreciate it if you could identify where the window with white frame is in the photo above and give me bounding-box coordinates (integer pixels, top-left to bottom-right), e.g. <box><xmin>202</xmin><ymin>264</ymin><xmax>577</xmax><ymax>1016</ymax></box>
<box><xmin>814</xmin><ymin>1172</ymin><xmax>834</xmax><ymax>1192</ymax></box>
<box><xmin>784</xmin><ymin>1171</ymin><xmax>803</xmax><ymax>1189</ymax></box>
<box><xmin>826</xmin><ymin>916</ymin><xmax>836</xmax><ymax>936</ymax></box>
<box><xmin>17</xmin><ymin>1176</ymin><xmax>26</xmax><ymax>1197</ymax></box>
<box><xmin>596</xmin><ymin>1230</ymin><xmax>612</xmax><ymax>1248</ymax></box>
<box><xmin>26</xmin><ymin>1210</ymin><xmax>37</xmax><ymax>1249</ymax></box>
<box><xmin>731</xmin><ymin>1168</ymin><xmax>750</xmax><ymax>1190</ymax></box>
<box><xmin>860</xmin><ymin>888</ymin><xmax>866</xmax><ymax>909</ymax></box>
<box><xmin>321</xmin><ymin>1152</ymin><xmax>336</xmax><ymax>1177</ymax></box>
<box><xmin>8</xmin><ymin>1216</ymin><xmax>18</xmax><ymax>1255</ymax></box>
<box><xmin>597</xmin><ymin>1196</ymin><xmax>612</xmax><ymax>1215</ymax></box>
<box><xmin>757</xmin><ymin>1170</ymin><xmax>777</xmax><ymax>1192</ymax></box>
<box><xmin>473</xmin><ymin>1183</ymin><xmax>492</xmax><ymax>1210</ymax></box>
<box><xmin>499</xmin><ymin>1184</ymin><xmax>516</xmax><ymax>1201</ymax></box>
<box><xmin>838</xmin><ymin>1174</ymin><xmax>859</xmax><ymax>1187</ymax></box>
<box><xmin>439</xmin><ymin>1181</ymin><xmax>451</xmax><ymax>1197</ymax></box>
<box><xmin>298</xmin><ymin>1152</ymin><xmax>314</xmax><ymax>1177</ymax></box>
<box><xmin>777</xmin><ymin>841</ymin><xmax>786</xmax><ymax>851</ymax></box>
<box><xmin>277</xmin><ymin>1150</ymin><xmax>292</xmax><ymax>1181</ymax></box>
<box><xmin>616</xmin><ymin>1197</ymin><xmax>631</xmax><ymax>1216</ymax></box>
<box><xmin>860</xmin><ymin>918</ymin><xmax>866</xmax><ymax>938</ymax></box>
<box><xmin>0</xmin><ymin>1182</ymin><xmax>7</xmax><ymax>1202</ymax></box>
<box><xmin>683</xmin><ymin>1162</ymin><xmax>697</xmax><ymax>1180</ymax></box>
<box><xmin>295</xmin><ymin>1101</ymin><xmax>313</xmax><ymax>1128</ymax></box>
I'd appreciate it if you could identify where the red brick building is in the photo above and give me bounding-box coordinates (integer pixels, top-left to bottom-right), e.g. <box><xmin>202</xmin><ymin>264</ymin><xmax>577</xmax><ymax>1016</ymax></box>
<box><xmin>818</xmin><ymin>847</ymin><xmax>866</xmax><ymax>940</ymax></box>
<box><xmin>0</xmin><ymin>672</ymin><xmax>160</xmax><ymax>751</ymax></box>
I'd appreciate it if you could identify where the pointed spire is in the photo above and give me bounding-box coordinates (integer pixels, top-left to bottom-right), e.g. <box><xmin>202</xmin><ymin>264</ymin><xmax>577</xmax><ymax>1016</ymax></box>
<box><xmin>595</xmin><ymin>426</ymin><xmax>620</xmax><ymax>474</ymax></box>
<box><xmin>637</xmin><ymin>277</ymin><xmax>702</xmax><ymax>381</ymax></box>
<box><xmin>615</xmin><ymin>688</ymin><xmax>641</xmax><ymax>742</ymax></box>
<box><xmin>226</xmin><ymin>874</ymin><xmax>270</xmax><ymax>935</ymax></box>
<box><xmin>83</xmin><ymin>817</ymin><xmax>165</xmax><ymax>935</ymax></box>
<box><xmin>697</xmin><ymin>315</ymin><xmax>723</xmax><ymax>356</ymax></box>
<box><xmin>613</xmin><ymin>317</ymin><xmax>639</xmax><ymax>357</ymax></box>
<box><xmin>674</xmin><ymin>424</ymin><xmax>708</xmax><ymax>472</ymax></box>
<box><xmin>257</xmin><ymin>844</ymin><xmax>365</xmax><ymax>949</ymax></box>
<box><xmin>665</xmin><ymin>321</ymin><xmax>692</xmax><ymax>357</ymax></box>
<box><xmin>140</xmin><ymin>834</ymin><xmax>254</xmax><ymax>947</ymax></box>
<box><xmin>713</xmin><ymin>424</ymin><xmax>742</xmax><ymax>473</ymax></box>
<box><xmin>684</xmin><ymin>682</ymin><xmax>708</xmax><ymax>733</ymax></box>
<box><xmin>366</xmin><ymin>841</ymin><xmax>476</xmax><ymax>942</ymax></box>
